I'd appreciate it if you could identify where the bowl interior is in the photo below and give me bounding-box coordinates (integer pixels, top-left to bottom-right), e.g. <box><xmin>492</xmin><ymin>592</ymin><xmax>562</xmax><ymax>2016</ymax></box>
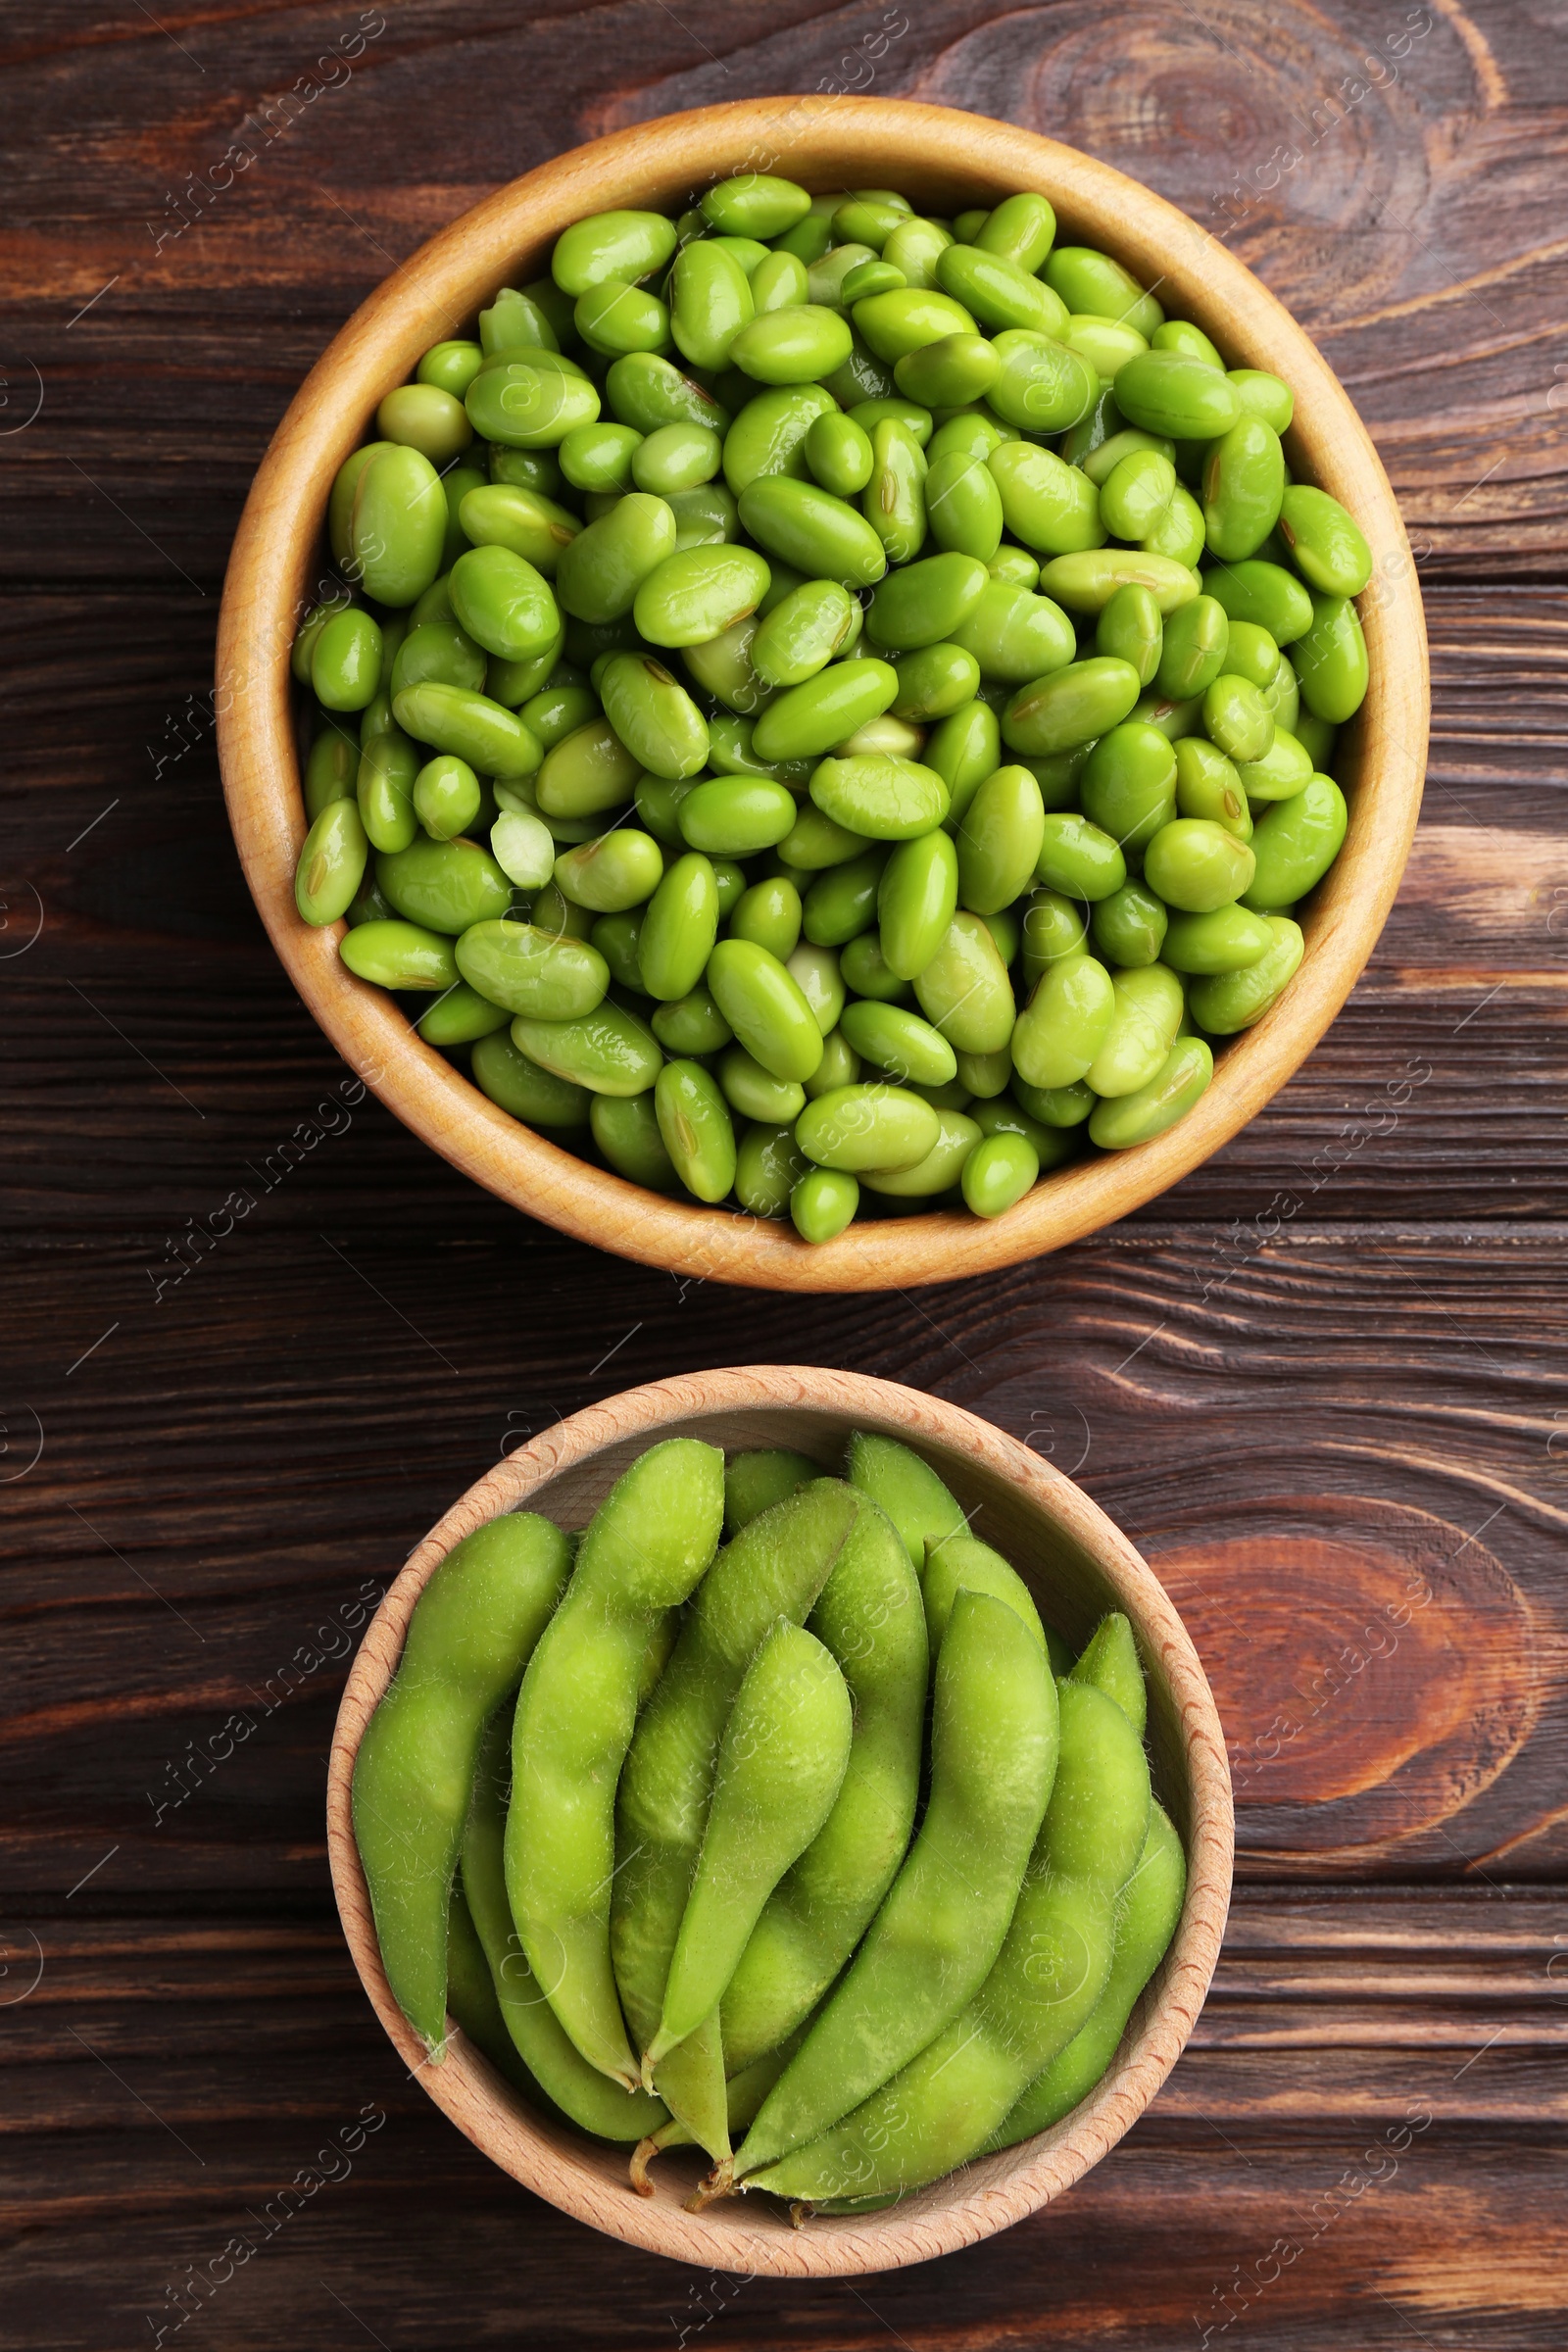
<box><xmin>326</xmin><ymin>1368</ymin><xmax>1232</xmax><ymax>2275</ymax></box>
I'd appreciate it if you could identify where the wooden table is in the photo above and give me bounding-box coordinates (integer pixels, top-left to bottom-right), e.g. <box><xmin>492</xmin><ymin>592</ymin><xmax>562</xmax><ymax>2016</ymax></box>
<box><xmin>4</xmin><ymin>4</ymin><xmax>1564</xmax><ymax>2343</ymax></box>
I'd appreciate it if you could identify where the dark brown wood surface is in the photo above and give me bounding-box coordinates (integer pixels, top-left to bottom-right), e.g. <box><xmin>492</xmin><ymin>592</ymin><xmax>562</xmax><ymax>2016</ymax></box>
<box><xmin>3</xmin><ymin>3</ymin><xmax>1566</xmax><ymax>2343</ymax></box>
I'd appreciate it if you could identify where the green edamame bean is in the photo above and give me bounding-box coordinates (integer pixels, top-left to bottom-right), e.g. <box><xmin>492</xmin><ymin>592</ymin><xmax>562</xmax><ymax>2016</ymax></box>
<box><xmin>849</xmin><ymin>286</ymin><xmax>975</xmax><ymax>362</ymax></box>
<box><xmin>805</xmin><ymin>412</ymin><xmax>874</xmax><ymax>498</ymax></box>
<box><xmin>735</xmin><ymin>1119</ymin><xmax>811</xmax><ymax>1217</ymax></box>
<box><xmin>598</xmin><ymin>651</ymin><xmax>710</xmax><ymax>779</ymax></box>
<box><xmin>339</xmin><ymin>918</ymin><xmax>458</xmax><ymax>991</ymax></box>
<box><xmin>530</xmin><ymin>881</ymin><xmax>594</xmax><ymax>940</ymax></box>
<box><xmin>668</xmin><ymin>241</ymin><xmax>754</xmax><ymax>371</ymax></box>
<box><xmin>391</xmin><ymin>618</ymin><xmax>489</xmax><ymax>700</ymax></box>
<box><xmin>862</xmin><ymin>418</ymin><xmax>927</xmax><ymax>566</ymax></box>
<box><xmin>1221</xmin><ymin>618</ymin><xmax>1279</xmax><ymax>691</ymax></box>
<box><xmin>961</xmin><ymin>1128</ymin><xmax>1041</xmax><ymax>1215</ymax></box>
<box><xmin>1277</xmin><ymin>484</ymin><xmax>1372</xmax><ymax>596</ymax></box>
<box><xmin>1096</xmin><ymin>583</ymin><xmax>1163</xmax><ymax>686</ymax></box>
<box><xmin>779</xmin><ymin>805</ymin><xmax>865</xmax><ymax>871</ymax></box>
<box><xmin>636</xmin><ymin>851</ymin><xmax>720</xmax><ymax>999</ymax></box>
<box><xmin>1032</xmin><ymin>810</ymin><xmax>1127</xmax><ymax>902</ymax></box>
<box><xmin>629</xmin><ymin>422</ymin><xmax>721</xmax><ymax>495</ymax></box>
<box><xmin>706</xmin><ymin>937</ymin><xmax>823</xmax><ymax>1082</ymax></box>
<box><xmin>652</xmin><ymin>1059</ymin><xmax>737</xmax><ymax>1203</ymax></box>
<box><xmin>681</xmin><ymin>613</ymin><xmax>775</xmax><ymax>718</ymax></box>
<box><xmin>591</xmin><ymin>1090</ymin><xmax>679</xmax><ymax>1188</ymax></box>
<box><xmin>350</xmin><ymin>445</ymin><xmax>448</xmax><ymax>608</ymax></box>
<box><xmin>890</xmin><ymin>643</ymin><xmax>980</xmax><ymax>721</ymax></box>
<box><xmin>1088</xmin><ymin>1033</ymin><xmax>1212</xmax><ymax>1146</ymax></box>
<box><xmin>866</xmin><ymin>551</ymin><xmax>987</xmax><ymax>652</ymax></box>
<box><xmin>987</xmin><ymin>441</ymin><xmax>1102</xmax><ymax>558</ymax></box>
<box><xmin>934</xmin><ymin>242</ymin><xmax>1066</xmax><ymax>337</ymax></box>
<box><xmin>785</xmin><ymin>941</ymin><xmax>844</xmax><ymax>1036</ymax></box>
<box><xmin>786</xmin><ymin>1164</ymin><xmax>856</xmax><ymax>1241</ymax></box>
<box><xmin>1080</xmin><ymin>722</ymin><xmax>1178</xmax><ymax>851</ymax></box>
<box><xmin>1243</xmin><ymin>775</ymin><xmax>1347</xmax><ymax>907</ymax></box>
<box><xmin>990</xmin><ymin>1799</ymin><xmax>1185</xmax><ymax>2151</ymax></box>
<box><xmin>923</xmin><ymin>449</ymin><xmax>1004</xmax><ymax>562</ymax></box>
<box><xmin>752</xmin><ymin>579</ymin><xmax>858</xmax><ymax>686</ymax></box>
<box><xmin>893</xmin><ymin>332</ymin><xmax>999</xmax><ymax>409</ymax></box>
<box><xmin>393</xmin><ymin>682</ymin><xmax>543</xmax><ymax>780</ymax></box>
<box><xmin>448</xmin><ymin>544</ymin><xmax>561</xmax><ymax>663</ymax></box>
<box><xmin>612</xmin><ymin>1478</ymin><xmax>859</xmax><ymax>2150</ymax></box>
<box><xmin>925</xmin><ymin>698</ymin><xmax>1000</xmax><ymax>823</ymax></box>
<box><xmin>1143</xmin><ymin>816</ymin><xmax>1255</xmax><ymax>911</ymax></box>
<box><xmin>1235</xmin><ymin>725</ymin><xmax>1312</xmax><ymax>803</ymax></box>
<box><xmin>649</xmin><ymin>983</ymin><xmax>732</xmax><ymax>1055</ymax></box>
<box><xmin>1010</xmin><ymin>1073</ymin><xmax>1094</xmax><ymax>1129</ymax></box>
<box><xmin>1201</xmin><ymin>672</ymin><xmax>1275</xmax><ymax>763</ymax></box>
<box><xmin>510</xmin><ymin>998</ymin><xmax>663</xmax><ymax>1095</ymax></box>
<box><xmin>734</xmin><ymin>1588</ymin><xmax>1056</xmax><ymax>2184</ymax></box>
<box><xmin>554</xmin><ymin>828</ymin><xmax>663</xmax><ymax>913</ymax></box>
<box><xmin>880</xmin><ymin>216</ymin><xmax>953</xmax><ymax>290</ymax></box>
<box><xmin>1159</xmin><ymin>904</ymin><xmax>1274</xmax><ymax>973</ymax></box>
<box><xmin>1044</xmin><ymin>245</ymin><xmax>1161</xmax><ymax>336</ymax></box>
<box><xmin>1228</xmin><ymin>368</ymin><xmax>1294</xmax><ymax>432</ymax></box>
<box><xmin>1020</xmin><ymin>886</ymin><xmax>1088</xmax><ymax>982</ymax></box>
<box><xmin>750</xmin><ymin>658</ymin><xmax>898</xmax><ymax>763</ymax></box>
<box><xmin>949</xmin><ymin>577</ymin><xmax>1077</xmax><ymax>686</ymax></box>
<box><xmin>1153</xmin><ymin>593</ymin><xmax>1228</xmax><ymax>700</ymax></box>
<box><xmin>1036</xmin><ymin>551</ymin><xmax>1199</xmax><ymax>617</ymax></box>
<box><xmin>702</xmin><ymin>174</ymin><xmax>811</xmax><ymax>240</ymax></box>
<box><xmin>839</xmin><ymin>1000</ymin><xmax>957</xmax><ymax>1088</ymax></box>
<box><xmin>859</xmin><ymin>1106</ymin><xmax>980</xmax><ymax>1197</ymax></box>
<box><xmin>590</xmin><ymin>910</ymin><xmax>645</xmax><ymax>991</ymax></box>
<box><xmin>1173</xmin><ymin>735</ymin><xmax>1250</xmax><ymax>838</ymax></box>
<box><xmin>1100</xmin><ymin>447</ymin><xmax>1176</xmax><ymax>542</ymax></box>
<box><xmin>535</xmin><ymin>715</ymin><xmax>641</xmax><ymax>817</ymax></box>
<box><xmin>987</xmin><ymin>334</ymin><xmax>1098</xmax><ymax>438</ymax></box>
<box><xmin>633</xmin><ymin>544</ymin><xmax>771</xmax><ymax>649</ymax></box>
<box><xmin>553</xmin><ymin>209</ymin><xmax>679</xmax><ymax>296</ymax></box>
<box><xmin>418</xmin><ymin>339</ymin><xmax>485</xmax><ymax>398</ymax></box>
<box><xmin>717</xmin><ymin>1045</ymin><xmax>806</xmax><ymax>1125</ymax></box>
<box><xmin>797</xmin><ymin>852</ymin><xmax>875</xmax><ymax>948</ymax></box>
<box><xmin>352</xmin><ymin>1511</ymin><xmax>574</xmax><ymax>2052</ymax></box>
<box><xmin>1293</xmin><ymin>592</ymin><xmax>1369</xmax><ymax>722</ymax></box>
<box><xmin>750</xmin><ymin>250</ymin><xmax>810</xmax><ymax>314</ymax></box>
<box><xmin>378</xmin><ymin>381</ymin><xmax>475</xmax><ymax>466</ymax></box>
<box><xmin>809</xmin><ymin>753</ymin><xmax>949</xmax><ymax>842</ymax></box>
<box><xmin>675</xmin><ymin>776</ymin><xmax>795</xmax><ymax>858</ymax></box>
<box><xmin>606</xmin><ymin>352</ymin><xmax>733</xmax><ymax>439</ymax></box>
<box><xmin>555</xmin><ymin>492</ymin><xmax>679</xmax><ymax>623</ymax></box>
<box><xmin>303</xmin><ymin>720</ymin><xmax>358</xmax><ymax>818</ymax></box>
<box><xmin>508</xmin><ymin>1438</ymin><xmax>723</xmax><ymax>2086</ymax></box>
<box><xmin>327</xmin><ymin>444</ymin><xmax>392</xmax><ymax>568</ymax></box>
<box><xmin>479</xmin><ymin>280</ymin><xmax>562</xmax><ymax>350</ymax></box>
<box><xmin>561</xmin><ymin>422</ymin><xmax>644</xmax><ymax>494</ymax></box>
<box><xmin>295</xmin><ymin>798</ymin><xmax>368</xmax><ymax>926</ymax></box>
<box><xmin>650</xmin><ymin>1621</ymin><xmax>852</xmax><ymax>2066</ymax></box>
<box><xmin>293</xmin><ymin>590</ymin><xmax>354</xmax><ymax>684</ymax></box>
<box><xmin>1089</xmin><ymin>878</ymin><xmax>1168</xmax><ymax>968</ymax></box>
<box><xmin>721</xmin><ymin>384</ymin><xmax>837</xmax><ymax>497</ymax></box>
<box><xmin>1112</xmin><ymin>350</ymin><xmax>1239</xmax><ymax>440</ymax></box>
<box><xmin>906</xmin><ymin>908</ymin><xmax>1012</xmax><ymax>1052</ymax></box>
<box><xmin>1203</xmin><ymin>557</ymin><xmax>1313</xmax><ymax>644</ymax></box>
<box><xmin>728</xmin><ymin>304</ymin><xmax>854</xmax><ymax>385</ymax></box>
<box><xmin>377</xmin><ymin>834</ymin><xmax>512</xmax><ymax>935</ymax></box>
<box><xmin>1003</xmin><ymin>658</ymin><xmax>1142</xmax><ymax>757</ymax></box>
<box><xmin>310</xmin><ymin>608</ymin><xmax>383</xmax><ymax>711</ymax></box>
<box><xmin>453</xmin><ymin>919</ymin><xmax>607</xmax><ymax>1016</ymax></box>
<box><xmin>575</xmin><ymin>276</ymin><xmax>671</xmax><ymax>360</ymax></box>
<box><xmin>956</xmin><ymin>763</ymin><xmax>1046</xmax><ymax>912</ymax></box>
<box><xmin>1261</xmin><ymin>648</ymin><xmax>1301</xmax><ymax>734</ymax></box>
<box><xmin>356</xmin><ymin>726</ymin><xmax>419</xmax><ymax>853</ymax></box>
<box><xmin>1011</xmin><ymin>951</ymin><xmax>1115</xmax><ymax>1089</ymax></box>
<box><xmin>1143</xmin><ymin>480</ymin><xmax>1206</xmax><ymax>566</ymax></box>
<box><xmin>1189</xmin><ymin>912</ymin><xmax>1304</xmax><ymax>1031</ymax></box>
<box><xmin>1152</xmin><ymin>318</ymin><xmax>1224</xmax><ymax>368</ymax></box>
<box><xmin>966</xmin><ymin>191</ymin><xmax>1054</xmax><ymax>271</ymax></box>
<box><xmin>486</xmin><ymin>631</ymin><xmax>564</xmax><ymax>710</ymax></box>
<box><xmin>872</xmin><ymin>828</ymin><xmax>956</xmax><ymax>979</ymax></box>
<box><xmin>416</xmin><ymin>981</ymin><xmax>513</xmax><ymax>1047</ymax></box>
<box><xmin>749</xmin><ymin>1675</ymin><xmax>1145</xmax><ymax>2204</ymax></box>
<box><xmin>466</xmin><ymin>354</ymin><xmax>602</xmax><ymax>450</ymax></box>
<box><xmin>737</xmin><ymin>474</ymin><xmax>888</xmax><ymax>586</ymax></box>
<box><xmin>1085</xmin><ymin>963</ymin><xmax>1185</xmax><ymax>1096</ymax></box>
<box><xmin>793</xmin><ymin>1082</ymin><xmax>939</xmax><ymax>1174</ymax></box>
<box><xmin>987</xmin><ymin>544</ymin><xmax>1039</xmax><ymax>588</ymax></box>
<box><xmin>1201</xmin><ymin>415</ymin><xmax>1285</xmax><ymax>562</ymax></box>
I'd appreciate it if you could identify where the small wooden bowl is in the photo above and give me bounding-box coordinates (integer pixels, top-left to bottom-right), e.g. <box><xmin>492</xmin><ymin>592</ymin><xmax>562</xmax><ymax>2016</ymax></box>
<box><xmin>326</xmin><ymin>1366</ymin><xmax>1232</xmax><ymax>2276</ymax></box>
<box><xmin>220</xmin><ymin>98</ymin><xmax>1428</xmax><ymax>1292</ymax></box>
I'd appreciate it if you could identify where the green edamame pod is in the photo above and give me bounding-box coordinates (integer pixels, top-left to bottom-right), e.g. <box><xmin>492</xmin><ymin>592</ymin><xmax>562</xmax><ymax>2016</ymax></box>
<box><xmin>507</xmin><ymin>1441</ymin><xmax>723</xmax><ymax>2087</ymax></box>
<box><xmin>846</xmin><ymin>1430</ymin><xmax>965</xmax><ymax>1577</ymax></box>
<box><xmin>723</xmin><ymin>1450</ymin><xmax>819</xmax><ymax>1536</ymax></box>
<box><xmin>1188</xmin><ymin>914</ymin><xmax>1304</xmax><ymax>1031</ymax></box>
<box><xmin>461</xmin><ymin>1709</ymin><xmax>668</xmax><ymax>2139</ymax></box>
<box><xmin>612</xmin><ymin>1481</ymin><xmax>860</xmax><ymax>2147</ymax></box>
<box><xmin>990</xmin><ymin>1801</ymin><xmax>1186</xmax><ymax>2150</ymax></box>
<box><xmin>1243</xmin><ymin>776</ymin><xmax>1347</xmax><ymax>908</ymax></box>
<box><xmin>444</xmin><ymin>1877</ymin><xmax>532</xmax><ymax>2094</ymax></box>
<box><xmin>721</xmin><ymin>1496</ymin><xmax>926</xmax><ymax>2076</ymax></box>
<box><xmin>921</xmin><ymin>1531</ymin><xmax>1046</xmax><ymax>1658</ymax></box>
<box><xmin>649</xmin><ymin>1623</ymin><xmax>853</xmax><ymax>2069</ymax></box>
<box><xmin>295</xmin><ymin>798</ymin><xmax>368</xmax><ymax>926</ymax></box>
<box><xmin>746</xmin><ymin>1678</ymin><xmax>1147</xmax><ymax>2204</ymax></box>
<box><xmin>732</xmin><ymin>1589</ymin><xmax>1057</xmax><ymax>2185</ymax></box>
<box><xmin>472</xmin><ymin>1029</ymin><xmax>591</xmax><ymax>1127</ymax></box>
<box><xmin>352</xmin><ymin>1511</ymin><xmax>574</xmax><ymax>2052</ymax></box>
<box><xmin>1011</xmin><ymin>951</ymin><xmax>1115</xmax><ymax>1089</ymax></box>
<box><xmin>1071</xmin><ymin>1609</ymin><xmax>1148</xmax><ymax>1734</ymax></box>
<box><xmin>1087</xmin><ymin>1034</ymin><xmax>1213</xmax><ymax>1146</ymax></box>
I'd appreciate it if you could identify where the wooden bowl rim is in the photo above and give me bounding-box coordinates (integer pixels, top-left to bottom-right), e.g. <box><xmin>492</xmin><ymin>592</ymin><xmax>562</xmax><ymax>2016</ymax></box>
<box><xmin>218</xmin><ymin>96</ymin><xmax>1428</xmax><ymax>1293</ymax></box>
<box><xmin>325</xmin><ymin>1364</ymin><xmax>1234</xmax><ymax>2275</ymax></box>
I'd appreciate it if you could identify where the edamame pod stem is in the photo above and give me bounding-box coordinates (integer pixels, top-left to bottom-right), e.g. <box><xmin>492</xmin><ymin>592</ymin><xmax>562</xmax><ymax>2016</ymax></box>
<box><xmin>629</xmin><ymin>2024</ymin><xmax>809</xmax><ymax>2197</ymax></box>
<box><xmin>846</xmin><ymin>1430</ymin><xmax>966</xmax><ymax>1577</ymax></box>
<box><xmin>743</xmin><ymin>1679</ymin><xmax>1150</xmax><ymax>2203</ymax></box>
<box><xmin>649</xmin><ymin>1623</ymin><xmax>853</xmax><ymax>2070</ymax></box>
<box><xmin>989</xmin><ymin>1801</ymin><xmax>1186</xmax><ymax>2151</ymax></box>
<box><xmin>351</xmin><ymin>1511</ymin><xmax>573</xmax><ymax>2054</ymax></box>
<box><xmin>718</xmin><ymin>1498</ymin><xmax>928</xmax><ymax>2077</ymax></box>
<box><xmin>462</xmin><ymin>1708</ymin><xmax>668</xmax><ymax>2140</ymax></box>
<box><xmin>507</xmin><ymin>1439</ymin><xmax>725</xmax><ymax>2085</ymax></box>
<box><xmin>730</xmin><ymin>1590</ymin><xmax>1058</xmax><ymax>2185</ymax></box>
<box><xmin>611</xmin><ymin>1481</ymin><xmax>860</xmax><ymax>2143</ymax></box>
<box><xmin>1069</xmin><ymin>1609</ymin><xmax>1148</xmax><ymax>1735</ymax></box>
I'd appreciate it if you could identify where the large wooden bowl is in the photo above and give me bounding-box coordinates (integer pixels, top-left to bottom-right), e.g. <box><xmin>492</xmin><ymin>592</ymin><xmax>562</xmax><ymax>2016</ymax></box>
<box><xmin>220</xmin><ymin>98</ymin><xmax>1427</xmax><ymax>1292</ymax></box>
<box><xmin>326</xmin><ymin>1365</ymin><xmax>1232</xmax><ymax>2276</ymax></box>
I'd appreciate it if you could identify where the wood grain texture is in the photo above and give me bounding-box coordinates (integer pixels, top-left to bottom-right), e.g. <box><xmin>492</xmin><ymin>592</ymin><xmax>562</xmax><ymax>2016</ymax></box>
<box><xmin>2</xmin><ymin>0</ymin><xmax>1565</xmax><ymax>2342</ymax></box>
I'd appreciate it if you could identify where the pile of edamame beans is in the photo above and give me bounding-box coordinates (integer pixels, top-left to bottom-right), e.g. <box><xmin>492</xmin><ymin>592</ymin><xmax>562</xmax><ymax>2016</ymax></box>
<box><xmin>353</xmin><ymin>1434</ymin><xmax>1186</xmax><ymax>2209</ymax></box>
<box><xmin>294</xmin><ymin>173</ymin><xmax>1372</xmax><ymax>1241</ymax></box>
